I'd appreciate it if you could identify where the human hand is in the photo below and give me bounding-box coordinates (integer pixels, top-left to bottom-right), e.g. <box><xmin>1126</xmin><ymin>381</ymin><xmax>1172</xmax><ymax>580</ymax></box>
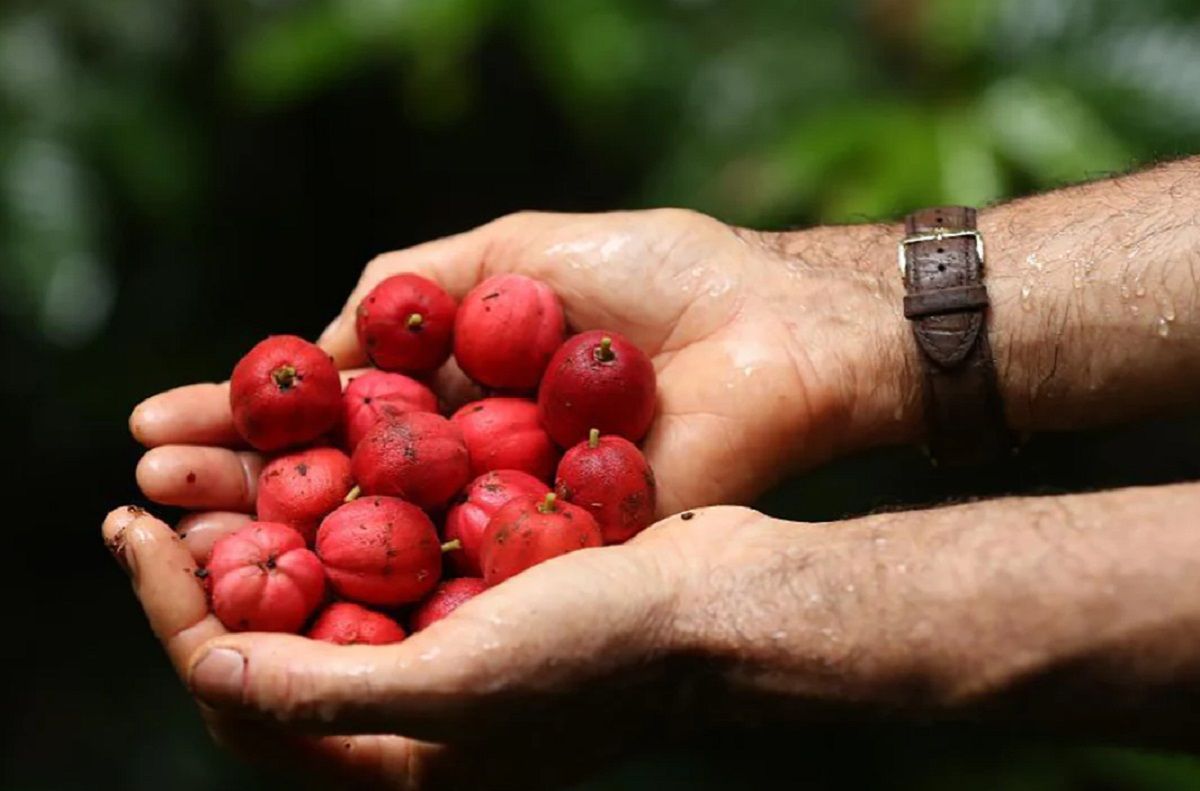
<box><xmin>130</xmin><ymin>209</ymin><xmax>916</xmax><ymax>517</ymax></box>
<box><xmin>102</xmin><ymin>501</ymin><xmax>790</xmax><ymax>789</ymax></box>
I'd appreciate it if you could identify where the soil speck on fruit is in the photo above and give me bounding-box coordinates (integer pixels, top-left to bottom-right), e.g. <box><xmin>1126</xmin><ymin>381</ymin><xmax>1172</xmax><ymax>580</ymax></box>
<box><xmin>680</xmin><ymin>512</ymin><xmax>695</xmax><ymax>521</ymax></box>
<box><xmin>482</xmin><ymin>292</ymin><xmax>501</xmax><ymax>300</ymax></box>
<box><xmin>296</xmin><ymin>463</ymin><xmax>309</xmax><ymax>476</ymax></box>
<box><xmin>186</xmin><ymin>472</ymin><xmax>197</xmax><ymax>484</ymax></box>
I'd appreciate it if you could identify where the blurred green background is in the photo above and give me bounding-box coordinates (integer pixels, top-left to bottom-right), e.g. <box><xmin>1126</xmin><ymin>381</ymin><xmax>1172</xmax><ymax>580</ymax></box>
<box><xmin>5</xmin><ymin>0</ymin><xmax>1200</xmax><ymax>788</ymax></box>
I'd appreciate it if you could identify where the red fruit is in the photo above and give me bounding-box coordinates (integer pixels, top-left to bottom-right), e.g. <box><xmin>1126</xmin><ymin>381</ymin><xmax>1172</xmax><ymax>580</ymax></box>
<box><xmin>230</xmin><ymin>335</ymin><xmax>342</xmax><ymax>452</ymax></box>
<box><xmin>342</xmin><ymin>370</ymin><xmax>438</xmax><ymax>452</ymax></box>
<box><xmin>443</xmin><ymin>470</ymin><xmax>549</xmax><ymax>576</ymax></box>
<box><xmin>480</xmin><ymin>493</ymin><xmax>602</xmax><ymax>586</ymax></box>
<box><xmin>556</xmin><ymin>429</ymin><xmax>657</xmax><ymax>544</ymax></box>
<box><xmin>355</xmin><ymin>274</ymin><xmax>456</xmax><ymax>375</ymax></box>
<box><xmin>410</xmin><ymin>578</ymin><xmax>487</xmax><ymax>631</ymax></box>
<box><xmin>453</xmin><ymin>274</ymin><xmax>565</xmax><ymax>390</ymax></box>
<box><xmin>307</xmin><ymin>602</ymin><xmax>406</xmax><ymax>645</ymax></box>
<box><xmin>350</xmin><ymin>412</ymin><xmax>470</xmax><ymax>511</ymax></box>
<box><xmin>537</xmin><ymin>330</ymin><xmax>656</xmax><ymax>447</ymax></box>
<box><xmin>207</xmin><ymin>522</ymin><xmax>326</xmax><ymax>632</ymax></box>
<box><xmin>450</xmin><ymin>398</ymin><xmax>558</xmax><ymax>481</ymax></box>
<box><xmin>316</xmin><ymin>496</ymin><xmax>442</xmax><ymax>606</ymax></box>
<box><xmin>256</xmin><ymin>447</ymin><xmax>355</xmax><ymax>543</ymax></box>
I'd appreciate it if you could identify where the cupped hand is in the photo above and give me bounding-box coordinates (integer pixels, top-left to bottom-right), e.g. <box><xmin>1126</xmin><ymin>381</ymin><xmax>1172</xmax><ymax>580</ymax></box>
<box><xmin>103</xmin><ymin>502</ymin><xmax>782</xmax><ymax>789</ymax></box>
<box><xmin>130</xmin><ymin>209</ymin><xmax>914</xmax><ymax>517</ymax></box>
<box><xmin>115</xmin><ymin>209</ymin><xmax>916</xmax><ymax>787</ymax></box>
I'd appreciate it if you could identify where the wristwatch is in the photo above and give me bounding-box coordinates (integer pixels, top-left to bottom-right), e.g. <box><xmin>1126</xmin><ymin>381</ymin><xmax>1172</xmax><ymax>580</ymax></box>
<box><xmin>899</xmin><ymin>206</ymin><xmax>1013</xmax><ymax>466</ymax></box>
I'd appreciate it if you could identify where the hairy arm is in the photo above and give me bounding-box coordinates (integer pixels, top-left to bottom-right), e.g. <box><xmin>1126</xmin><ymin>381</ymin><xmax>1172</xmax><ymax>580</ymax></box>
<box><xmin>678</xmin><ymin>482</ymin><xmax>1200</xmax><ymax>745</ymax></box>
<box><xmin>771</xmin><ymin>156</ymin><xmax>1200</xmax><ymax>446</ymax></box>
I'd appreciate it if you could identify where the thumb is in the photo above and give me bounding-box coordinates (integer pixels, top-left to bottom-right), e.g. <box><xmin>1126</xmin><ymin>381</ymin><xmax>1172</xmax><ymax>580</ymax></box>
<box><xmin>186</xmin><ymin>543</ymin><xmax>679</xmax><ymax>742</ymax></box>
<box><xmin>316</xmin><ymin>227</ymin><xmax>488</xmax><ymax>368</ymax></box>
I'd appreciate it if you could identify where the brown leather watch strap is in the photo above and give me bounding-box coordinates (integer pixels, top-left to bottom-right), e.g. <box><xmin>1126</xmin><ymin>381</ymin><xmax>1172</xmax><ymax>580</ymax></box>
<box><xmin>901</xmin><ymin>206</ymin><xmax>1011</xmax><ymax>466</ymax></box>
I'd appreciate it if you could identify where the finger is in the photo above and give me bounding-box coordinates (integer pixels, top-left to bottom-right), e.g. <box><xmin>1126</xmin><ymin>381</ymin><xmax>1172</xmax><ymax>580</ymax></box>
<box><xmin>203</xmin><ymin>717</ymin><xmax>419</xmax><ymax>790</ymax></box>
<box><xmin>185</xmin><ymin>544</ymin><xmax>677</xmax><ymax>741</ymax></box>
<box><xmin>430</xmin><ymin>356</ymin><xmax>485</xmax><ymax>414</ymax></box>
<box><xmin>130</xmin><ymin>383</ymin><xmax>244</xmax><ymax>448</ymax></box>
<box><xmin>317</xmin><ymin>228</ymin><xmax>491</xmax><ymax>367</ymax></box>
<box><xmin>103</xmin><ymin>506</ymin><xmax>227</xmax><ymax>675</ymax></box>
<box><xmin>136</xmin><ymin>446</ymin><xmax>263</xmax><ymax>511</ymax></box>
<box><xmin>207</xmin><ymin>720</ymin><xmax>611</xmax><ymax>791</ymax></box>
<box><xmin>178</xmin><ymin>511</ymin><xmax>254</xmax><ymax>564</ymax></box>
<box><xmin>131</xmin><ymin>370</ymin><xmax>368</xmax><ymax>450</ymax></box>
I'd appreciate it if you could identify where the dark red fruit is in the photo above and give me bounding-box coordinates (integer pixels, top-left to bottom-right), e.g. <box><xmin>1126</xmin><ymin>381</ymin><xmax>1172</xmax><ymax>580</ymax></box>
<box><xmin>453</xmin><ymin>274</ymin><xmax>565</xmax><ymax>390</ymax></box>
<box><xmin>480</xmin><ymin>493</ymin><xmax>602</xmax><ymax>586</ymax></box>
<box><xmin>355</xmin><ymin>274</ymin><xmax>456</xmax><ymax>375</ymax></box>
<box><xmin>410</xmin><ymin>578</ymin><xmax>487</xmax><ymax>631</ymax></box>
<box><xmin>315</xmin><ymin>496</ymin><xmax>442</xmax><ymax>606</ymax></box>
<box><xmin>342</xmin><ymin>370</ymin><xmax>438</xmax><ymax>452</ymax></box>
<box><xmin>351</xmin><ymin>412</ymin><xmax>470</xmax><ymax>511</ymax></box>
<box><xmin>443</xmin><ymin>470</ymin><xmax>549</xmax><ymax>576</ymax></box>
<box><xmin>307</xmin><ymin>602</ymin><xmax>406</xmax><ymax>645</ymax></box>
<box><xmin>207</xmin><ymin>522</ymin><xmax>326</xmax><ymax>633</ymax></box>
<box><xmin>537</xmin><ymin>330</ymin><xmax>656</xmax><ymax>447</ymax></box>
<box><xmin>450</xmin><ymin>398</ymin><xmax>558</xmax><ymax>481</ymax></box>
<box><xmin>230</xmin><ymin>335</ymin><xmax>342</xmax><ymax>452</ymax></box>
<box><xmin>556</xmin><ymin>429</ymin><xmax>657</xmax><ymax>544</ymax></box>
<box><xmin>256</xmin><ymin>447</ymin><xmax>355</xmax><ymax>543</ymax></box>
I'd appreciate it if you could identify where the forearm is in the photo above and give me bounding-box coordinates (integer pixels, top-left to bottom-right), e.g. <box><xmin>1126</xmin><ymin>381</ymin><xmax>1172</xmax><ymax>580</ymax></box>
<box><xmin>777</xmin><ymin>157</ymin><xmax>1200</xmax><ymax>445</ymax></box>
<box><xmin>682</xmin><ymin>483</ymin><xmax>1200</xmax><ymax>742</ymax></box>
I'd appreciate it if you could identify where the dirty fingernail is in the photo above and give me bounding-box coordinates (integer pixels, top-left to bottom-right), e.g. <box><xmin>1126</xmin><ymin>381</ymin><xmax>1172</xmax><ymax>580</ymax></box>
<box><xmin>190</xmin><ymin>648</ymin><xmax>246</xmax><ymax>707</ymax></box>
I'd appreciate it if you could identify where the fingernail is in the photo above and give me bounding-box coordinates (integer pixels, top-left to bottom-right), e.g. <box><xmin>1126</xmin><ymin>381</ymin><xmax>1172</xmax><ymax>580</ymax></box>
<box><xmin>190</xmin><ymin>648</ymin><xmax>246</xmax><ymax>707</ymax></box>
<box><xmin>105</xmin><ymin>506</ymin><xmax>146</xmax><ymax>579</ymax></box>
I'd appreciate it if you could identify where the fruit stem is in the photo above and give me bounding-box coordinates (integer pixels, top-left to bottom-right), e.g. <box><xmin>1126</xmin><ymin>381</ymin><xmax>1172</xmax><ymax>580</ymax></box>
<box><xmin>406</xmin><ymin>313</ymin><xmax>424</xmax><ymax>330</ymax></box>
<box><xmin>538</xmin><ymin>492</ymin><xmax>558</xmax><ymax>513</ymax></box>
<box><xmin>344</xmin><ymin>485</ymin><xmax>361</xmax><ymax>503</ymax></box>
<box><xmin>271</xmin><ymin>364</ymin><xmax>298</xmax><ymax>390</ymax></box>
<box><xmin>441</xmin><ymin>539</ymin><xmax>462</xmax><ymax>553</ymax></box>
<box><xmin>588</xmin><ymin>428</ymin><xmax>600</xmax><ymax>448</ymax></box>
<box><xmin>594</xmin><ymin>336</ymin><xmax>614</xmax><ymax>362</ymax></box>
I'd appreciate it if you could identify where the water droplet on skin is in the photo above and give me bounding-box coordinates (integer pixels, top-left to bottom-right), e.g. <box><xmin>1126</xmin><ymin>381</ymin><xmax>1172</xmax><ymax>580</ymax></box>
<box><xmin>874</xmin><ymin>537</ymin><xmax>887</xmax><ymax>546</ymax></box>
<box><xmin>1130</xmin><ymin>304</ymin><xmax>1141</xmax><ymax>315</ymax></box>
<box><xmin>1119</xmin><ymin>283</ymin><xmax>1132</xmax><ymax>300</ymax></box>
<box><xmin>807</xmin><ymin>593</ymin><xmax>822</xmax><ymax>605</ymax></box>
<box><xmin>1157</xmin><ymin>317</ymin><xmax>1171</xmax><ymax>338</ymax></box>
<box><xmin>1135</xmin><ymin>282</ymin><xmax>1147</xmax><ymax>297</ymax></box>
<box><xmin>1025</xmin><ymin>253</ymin><xmax>1043</xmax><ymax>271</ymax></box>
<box><xmin>771</xmin><ymin>630</ymin><xmax>788</xmax><ymax>641</ymax></box>
<box><xmin>892</xmin><ymin>405</ymin><xmax>904</xmax><ymax>422</ymax></box>
<box><xmin>844</xmin><ymin>584</ymin><xmax>855</xmax><ymax>593</ymax></box>
<box><xmin>419</xmin><ymin>647</ymin><xmax>442</xmax><ymax>662</ymax></box>
<box><xmin>742</xmin><ymin>366</ymin><xmax>756</xmax><ymax>377</ymax></box>
<box><xmin>1020</xmin><ymin>279</ymin><xmax>1035</xmax><ymax>311</ymax></box>
<box><xmin>896</xmin><ymin>563</ymin><xmax>908</xmax><ymax>574</ymax></box>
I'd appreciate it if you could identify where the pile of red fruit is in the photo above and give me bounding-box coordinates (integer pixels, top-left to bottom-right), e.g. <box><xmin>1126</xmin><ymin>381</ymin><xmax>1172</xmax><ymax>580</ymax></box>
<box><xmin>201</xmin><ymin>273</ymin><xmax>658</xmax><ymax>644</ymax></box>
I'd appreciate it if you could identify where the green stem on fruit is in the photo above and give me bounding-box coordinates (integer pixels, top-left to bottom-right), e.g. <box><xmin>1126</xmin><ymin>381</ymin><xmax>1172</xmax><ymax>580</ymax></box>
<box><xmin>344</xmin><ymin>485</ymin><xmax>361</xmax><ymax>503</ymax></box>
<box><xmin>271</xmin><ymin>364</ymin><xmax>298</xmax><ymax>390</ymax></box>
<box><xmin>593</xmin><ymin>336</ymin><xmax>614</xmax><ymax>362</ymax></box>
<box><xmin>406</xmin><ymin>313</ymin><xmax>424</xmax><ymax>330</ymax></box>
<box><xmin>441</xmin><ymin>539</ymin><xmax>462</xmax><ymax>553</ymax></box>
<box><xmin>537</xmin><ymin>492</ymin><xmax>558</xmax><ymax>513</ymax></box>
<box><xmin>588</xmin><ymin>428</ymin><xmax>600</xmax><ymax>448</ymax></box>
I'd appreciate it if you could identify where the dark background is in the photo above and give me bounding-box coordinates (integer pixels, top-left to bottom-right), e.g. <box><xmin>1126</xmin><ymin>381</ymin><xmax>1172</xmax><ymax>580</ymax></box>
<box><xmin>4</xmin><ymin>0</ymin><xmax>1200</xmax><ymax>788</ymax></box>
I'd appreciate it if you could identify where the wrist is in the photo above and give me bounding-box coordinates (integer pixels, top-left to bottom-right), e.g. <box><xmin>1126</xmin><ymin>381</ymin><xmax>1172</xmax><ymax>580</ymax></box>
<box><xmin>761</xmin><ymin>224</ymin><xmax>926</xmax><ymax>461</ymax></box>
